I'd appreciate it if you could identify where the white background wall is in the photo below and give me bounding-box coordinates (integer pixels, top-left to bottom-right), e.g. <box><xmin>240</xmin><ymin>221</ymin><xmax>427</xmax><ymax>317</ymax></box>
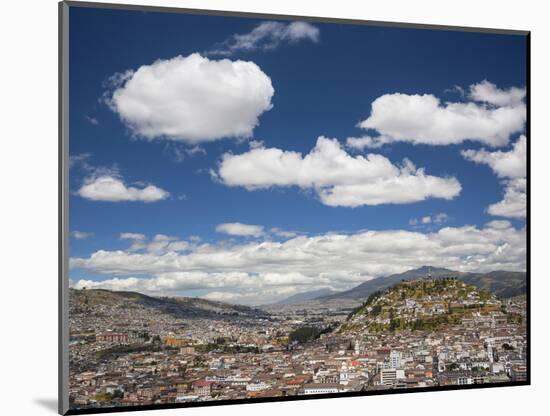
<box><xmin>1</xmin><ymin>0</ymin><xmax>547</xmax><ymax>414</ymax></box>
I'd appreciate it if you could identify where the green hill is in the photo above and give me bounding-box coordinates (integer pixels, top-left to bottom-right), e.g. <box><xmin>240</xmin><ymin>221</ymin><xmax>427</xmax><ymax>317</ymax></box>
<box><xmin>340</xmin><ymin>277</ymin><xmax>503</xmax><ymax>334</ymax></box>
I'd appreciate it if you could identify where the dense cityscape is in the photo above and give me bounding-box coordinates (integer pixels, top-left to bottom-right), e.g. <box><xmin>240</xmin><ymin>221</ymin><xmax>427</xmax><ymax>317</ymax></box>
<box><xmin>68</xmin><ymin>270</ymin><xmax>527</xmax><ymax>410</ymax></box>
<box><xmin>63</xmin><ymin>7</ymin><xmax>529</xmax><ymax>414</ymax></box>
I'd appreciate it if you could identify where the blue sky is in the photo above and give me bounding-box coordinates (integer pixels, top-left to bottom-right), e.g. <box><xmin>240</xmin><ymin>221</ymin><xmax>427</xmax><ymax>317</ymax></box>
<box><xmin>68</xmin><ymin>6</ymin><xmax>527</xmax><ymax>305</ymax></box>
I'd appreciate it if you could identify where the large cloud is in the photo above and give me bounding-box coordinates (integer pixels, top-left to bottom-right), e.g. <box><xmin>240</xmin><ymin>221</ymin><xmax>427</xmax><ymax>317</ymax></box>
<box><xmin>462</xmin><ymin>136</ymin><xmax>527</xmax><ymax>218</ymax></box>
<box><xmin>71</xmin><ymin>222</ymin><xmax>525</xmax><ymax>305</ymax></box>
<box><xmin>207</xmin><ymin>21</ymin><xmax>320</xmax><ymax>56</ymax></box>
<box><xmin>356</xmin><ymin>81</ymin><xmax>526</xmax><ymax>147</ymax></box>
<box><xmin>215</xmin><ymin>136</ymin><xmax>461</xmax><ymax>207</ymax></box>
<box><xmin>106</xmin><ymin>54</ymin><xmax>274</xmax><ymax>143</ymax></box>
<box><xmin>77</xmin><ymin>175</ymin><xmax>169</xmax><ymax>203</ymax></box>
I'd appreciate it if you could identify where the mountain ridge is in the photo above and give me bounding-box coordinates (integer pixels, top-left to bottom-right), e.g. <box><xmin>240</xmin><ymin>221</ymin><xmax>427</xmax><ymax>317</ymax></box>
<box><xmin>318</xmin><ymin>266</ymin><xmax>526</xmax><ymax>302</ymax></box>
<box><xmin>274</xmin><ymin>288</ymin><xmax>338</xmax><ymax>305</ymax></box>
<box><xmin>69</xmin><ymin>288</ymin><xmax>270</xmax><ymax>320</ymax></box>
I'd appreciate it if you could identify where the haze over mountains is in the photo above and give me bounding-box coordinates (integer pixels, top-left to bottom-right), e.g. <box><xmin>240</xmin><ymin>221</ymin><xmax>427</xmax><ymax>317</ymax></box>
<box><xmin>274</xmin><ymin>288</ymin><xmax>337</xmax><ymax>305</ymax></box>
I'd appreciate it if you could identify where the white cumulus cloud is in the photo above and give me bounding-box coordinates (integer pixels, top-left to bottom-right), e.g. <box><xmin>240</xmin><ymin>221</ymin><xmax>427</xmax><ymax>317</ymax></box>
<box><xmin>208</xmin><ymin>21</ymin><xmax>320</xmax><ymax>56</ymax></box>
<box><xmin>77</xmin><ymin>175</ymin><xmax>169</xmax><ymax>203</ymax></box>
<box><xmin>469</xmin><ymin>80</ymin><xmax>526</xmax><ymax>107</ymax></box>
<box><xmin>357</xmin><ymin>81</ymin><xmax>526</xmax><ymax>147</ymax></box>
<box><xmin>216</xmin><ymin>222</ymin><xmax>264</xmax><ymax>237</ymax></box>
<box><xmin>106</xmin><ymin>53</ymin><xmax>274</xmax><ymax>143</ymax></box>
<box><xmin>487</xmin><ymin>178</ymin><xmax>527</xmax><ymax>218</ymax></box>
<box><xmin>345</xmin><ymin>136</ymin><xmax>384</xmax><ymax>150</ymax></box>
<box><xmin>462</xmin><ymin>136</ymin><xmax>527</xmax><ymax>219</ymax></box>
<box><xmin>215</xmin><ymin>136</ymin><xmax>461</xmax><ymax>207</ymax></box>
<box><xmin>120</xmin><ymin>232</ymin><xmax>146</xmax><ymax>241</ymax></box>
<box><xmin>462</xmin><ymin>135</ymin><xmax>526</xmax><ymax>179</ymax></box>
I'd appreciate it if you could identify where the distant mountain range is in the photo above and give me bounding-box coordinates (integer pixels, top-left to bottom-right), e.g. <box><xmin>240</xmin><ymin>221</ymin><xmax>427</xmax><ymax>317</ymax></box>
<box><xmin>318</xmin><ymin>266</ymin><xmax>526</xmax><ymax>302</ymax></box>
<box><xmin>274</xmin><ymin>288</ymin><xmax>338</xmax><ymax>305</ymax></box>
<box><xmin>70</xmin><ymin>288</ymin><xmax>269</xmax><ymax>321</ymax></box>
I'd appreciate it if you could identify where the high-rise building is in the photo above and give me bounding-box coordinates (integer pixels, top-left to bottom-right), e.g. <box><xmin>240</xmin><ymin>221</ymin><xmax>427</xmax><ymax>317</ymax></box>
<box><xmin>389</xmin><ymin>350</ymin><xmax>402</xmax><ymax>369</ymax></box>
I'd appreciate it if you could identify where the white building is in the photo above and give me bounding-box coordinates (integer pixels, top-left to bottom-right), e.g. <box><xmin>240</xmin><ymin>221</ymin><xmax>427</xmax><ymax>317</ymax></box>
<box><xmin>389</xmin><ymin>351</ymin><xmax>402</xmax><ymax>369</ymax></box>
<box><xmin>380</xmin><ymin>368</ymin><xmax>405</xmax><ymax>386</ymax></box>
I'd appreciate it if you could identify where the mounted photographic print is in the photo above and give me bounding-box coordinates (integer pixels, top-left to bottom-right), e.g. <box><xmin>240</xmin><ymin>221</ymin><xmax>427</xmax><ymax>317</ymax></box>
<box><xmin>59</xmin><ymin>1</ymin><xmax>530</xmax><ymax>414</ymax></box>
